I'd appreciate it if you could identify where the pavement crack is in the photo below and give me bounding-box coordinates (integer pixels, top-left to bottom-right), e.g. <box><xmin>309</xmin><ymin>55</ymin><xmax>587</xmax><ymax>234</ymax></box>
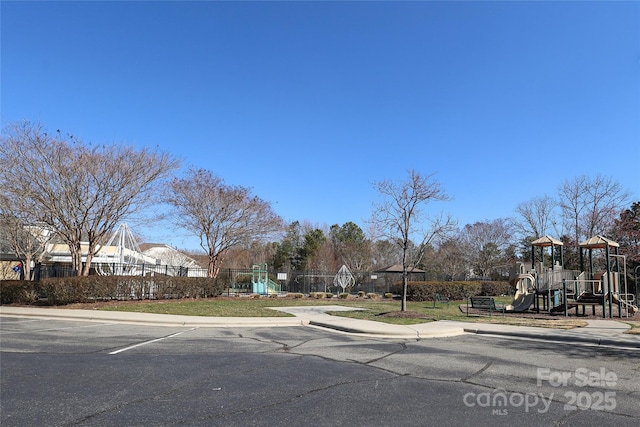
<box><xmin>461</xmin><ymin>361</ymin><xmax>492</xmax><ymax>383</ymax></box>
<box><xmin>173</xmin><ymin>376</ymin><xmax>397</xmax><ymax>425</ymax></box>
<box><xmin>362</xmin><ymin>342</ymin><xmax>408</xmax><ymax>364</ymax></box>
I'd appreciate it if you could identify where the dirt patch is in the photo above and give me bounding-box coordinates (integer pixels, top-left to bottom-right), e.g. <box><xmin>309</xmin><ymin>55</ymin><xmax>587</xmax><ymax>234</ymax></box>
<box><xmin>377</xmin><ymin>310</ymin><xmax>433</xmax><ymax>320</ymax></box>
<box><xmin>459</xmin><ymin>304</ymin><xmax>639</xmax><ymax>321</ymax></box>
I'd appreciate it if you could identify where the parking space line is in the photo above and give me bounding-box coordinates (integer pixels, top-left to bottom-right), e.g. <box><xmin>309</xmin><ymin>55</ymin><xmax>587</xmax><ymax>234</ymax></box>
<box><xmin>0</xmin><ymin>322</ymin><xmax>112</xmax><ymax>335</ymax></box>
<box><xmin>0</xmin><ymin>318</ymin><xmax>42</xmax><ymax>324</ymax></box>
<box><xmin>109</xmin><ymin>328</ymin><xmax>196</xmax><ymax>354</ymax></box>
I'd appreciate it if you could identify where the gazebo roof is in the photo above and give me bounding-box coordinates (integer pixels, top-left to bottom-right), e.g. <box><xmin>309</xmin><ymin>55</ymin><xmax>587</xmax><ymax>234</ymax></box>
<box><xmin>531</xmin><ymin>235</ymin><xmax>563</xmax><ymax>247</ymax></box>
<box><xmin>374</xmin><ymin>264</ymin><xmax>426</xmax><ymax>273</ymax></box>
<box><xmin>579</xmin><ymin>235</ymin><xmax>619</xmax><ymax>249</ymax></box>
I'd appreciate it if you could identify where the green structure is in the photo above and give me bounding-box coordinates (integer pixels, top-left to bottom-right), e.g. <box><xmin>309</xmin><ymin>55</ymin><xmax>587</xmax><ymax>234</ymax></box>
<box><xmin>251</xmin><ymin>263</ymin><xmax>281</xmax><ymax>295</ymax></box>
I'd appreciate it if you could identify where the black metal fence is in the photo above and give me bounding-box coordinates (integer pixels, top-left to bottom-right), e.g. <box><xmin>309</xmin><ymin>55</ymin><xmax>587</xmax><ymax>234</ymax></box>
<box><xmin>33</xmin><ymin>263</ymin><xmax>209</xmax><ymax>280</ymax></box>
<box><xmin>32</xmin><ymin>263</ymin><xmax>432</xmax><ymax>295</ymax></box>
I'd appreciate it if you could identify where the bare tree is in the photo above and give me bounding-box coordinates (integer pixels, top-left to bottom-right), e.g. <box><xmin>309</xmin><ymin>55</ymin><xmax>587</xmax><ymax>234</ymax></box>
<box><xmin>0</xmin><ymin>212</ymin><xmax>51</xmax><ymax>279</ymax></box>
<box><xmin>370</xmin><ymin>239</ymin><xmax>400</xmax><ymax>270</ymax></box>
<box><xmin>166</xmin><ymin>169</ymin><xmax>284</xmax><ymax>279</ymax></box>
<box><xmin>513</xmin><ymin>195</ymin><xmax>557</xmax><ymax>239</ymax></box>
<box><xmin>460</xmin><ymin>219</ymin><xmax>514</xmax><ymax>278</ymax></box>
<box><xmin>0</xmin><ymin>121</ymin><xmax>180</xmax><ymax>275</ymax></box>
<box><xmin>370</xmin><ymin>169</ymin><xmax>454</xmax><ymax>311</ymax></box>
<box><xmin>558</xmin><ymin>174</ymin><xmax>630</xmax><ymax>246</ymax></box>
<box><xmin>433</xmin><ymin>237</ymin><xmax>468</xmax><ymax>280</ymax></box>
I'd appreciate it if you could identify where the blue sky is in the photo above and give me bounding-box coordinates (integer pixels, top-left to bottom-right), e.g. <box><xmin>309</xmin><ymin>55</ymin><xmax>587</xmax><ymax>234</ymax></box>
<box><xmin>2</xmin><ymin>1</ymin><xmax>639</xmax><ymax>250</ymax></box>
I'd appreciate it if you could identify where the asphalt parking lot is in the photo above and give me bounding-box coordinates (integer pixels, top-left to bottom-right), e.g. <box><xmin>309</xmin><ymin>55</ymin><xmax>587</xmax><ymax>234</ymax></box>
<box><xmin>2</xmin><ymin>316</ymin><xmax>639</xmax><ymax>426</ymax></box>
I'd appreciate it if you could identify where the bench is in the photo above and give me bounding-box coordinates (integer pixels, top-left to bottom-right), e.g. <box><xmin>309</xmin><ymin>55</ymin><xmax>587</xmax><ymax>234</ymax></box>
<box><xmin>467</xmin><ymin>296</ymin><xmax>505</xmax><ymax>316</ymax></box>
<box><xmin>433</xmin><ymin>293</ymin><xmax>450</xmax><ymax>308</ymax></box>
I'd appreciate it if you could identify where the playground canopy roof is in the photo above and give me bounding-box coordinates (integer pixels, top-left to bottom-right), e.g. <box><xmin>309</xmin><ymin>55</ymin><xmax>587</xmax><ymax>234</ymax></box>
<box><xmin>374</xmin><ymin>264</ymin><xmax>426</xmax><ymax>274</ymax></box>
<box><xmin>579</xmin><ymin>235</ymin><xmax>619</xmax><ymax>249</ymax></box>
<box><xmin>531</xmin><ymin>236</ymin><xmax>563</xmax><ymax>247</ymax></box>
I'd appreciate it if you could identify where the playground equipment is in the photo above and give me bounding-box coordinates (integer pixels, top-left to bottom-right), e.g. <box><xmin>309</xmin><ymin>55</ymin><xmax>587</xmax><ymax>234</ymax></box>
<box><xmin>506</xmin><ymin>235</ymin><xmax>637</xmax><ymax>318</ymax></box>
<box><xmin>505</xmin><ymin>265</ymin><xmax>535</xmax><ymax>312</ymax></box>
<box><xmin>251</xmin><ymin>264</ymin><xmax>281</xmax><ymax>295</ymax></box>
<box><xmin>569</xmin><ymin>235</ymin><xmax>637</xmax><ymax>318</ymax></box>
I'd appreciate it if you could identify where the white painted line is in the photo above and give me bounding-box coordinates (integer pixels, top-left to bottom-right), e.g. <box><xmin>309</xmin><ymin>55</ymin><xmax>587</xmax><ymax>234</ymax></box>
<box><xmin>109</xmin><ymin>328</ymin><xmax>196</xmax><ymax>354</ymax></box>
<box><xmin>0</xmin><ymin>322</ymin><xmax>112</xmax><ymax>335</ymax></box>
<box><xmin>0</xmin><ymin>318</ymin><xmax>42</xmax><ymax>324</ymax></box>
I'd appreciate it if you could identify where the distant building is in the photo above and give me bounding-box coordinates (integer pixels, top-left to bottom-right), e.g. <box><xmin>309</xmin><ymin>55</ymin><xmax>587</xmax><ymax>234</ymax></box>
<box><xmin>1</xmin><ymin>224</ymin><xmax>205</xmax><ymax>279</ymax></box>
<box><xmin>139</xmin><ymin>243</ymin><xmax>201</xmax><ymax>269</ymax></box>
<box><xmin>0</xmin><ymin>242</ymin><xmax>22</xmax><ymax>280</ymax></box>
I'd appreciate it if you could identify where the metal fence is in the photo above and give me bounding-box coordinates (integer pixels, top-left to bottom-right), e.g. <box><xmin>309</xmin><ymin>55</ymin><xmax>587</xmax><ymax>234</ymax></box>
<box><xmin>32</xmin><ymin>263</ymin><xmax>433</xmax><ymax>295</ymax></box>
<box><xmin>33</xmin><ymin>263</ymin><xmax>209</xmax><ymax>280</ymax></box>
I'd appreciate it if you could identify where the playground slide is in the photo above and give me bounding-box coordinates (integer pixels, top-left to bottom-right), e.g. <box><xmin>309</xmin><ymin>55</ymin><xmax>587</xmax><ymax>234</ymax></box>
<box><xmin>507</xmin><ymin>293</ymin><xmax>535</xmax><ymax>312</ymax></box>
<box><xmin>611</xmin><ymin>294</ymin><xmax>638</xmax><ymax>314</ymax></box>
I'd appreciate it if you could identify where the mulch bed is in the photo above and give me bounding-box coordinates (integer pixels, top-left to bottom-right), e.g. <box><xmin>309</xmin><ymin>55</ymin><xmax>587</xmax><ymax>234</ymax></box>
<box><xmin>459</xmin><ymin>304</ymin><xmax>639</xmax><ymax>321</ymax></box>
<box><xmin>377</xmin><ymin>310</ymin><xmax>433</xmax><ymax>320</ymax></box>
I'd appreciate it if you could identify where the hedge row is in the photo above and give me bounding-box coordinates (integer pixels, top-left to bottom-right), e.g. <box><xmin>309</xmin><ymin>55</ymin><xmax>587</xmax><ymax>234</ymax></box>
<box><xmin>0</xmin><ymin>280</ymin><xmax>41</xmax><ymax>305</ymax></box>
<box><xmin>0</xmin><ymin>276</ymin><xmax>226</xmax><ymax>305</ymax></box>
<box><xmin>389</xmin><ymin>281</ymin><xmax>511</xmax><ymax>302</ymax></box>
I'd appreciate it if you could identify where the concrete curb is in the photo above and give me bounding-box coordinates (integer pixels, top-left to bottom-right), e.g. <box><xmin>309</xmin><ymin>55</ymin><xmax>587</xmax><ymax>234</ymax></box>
<box><xmin>308</xmin><ymin>320</ymin><xmax>419</xmax><ymax>339</ymax></box>
<box><xmin>1</xmin><ymin>306</ymin><xmax>638</xmax><ymax>348</ymax></box>
<box><xmin>463</xmin><ymin>328</ymin><xmax>640</xmax><ymax>349</ymax></box>
<box><xmin>0</xmin><ymin>306</ymin><xmax>305</xmax><ymax>328</ymax></box>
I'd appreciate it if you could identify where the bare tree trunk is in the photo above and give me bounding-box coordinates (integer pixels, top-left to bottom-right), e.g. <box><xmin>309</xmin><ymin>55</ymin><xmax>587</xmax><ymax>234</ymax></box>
<box><xmin>83</xmin><ymin>252</ymin><xmax>94</xmax><ymax>276</ymax></box>
<box><xmin>401</xmin><ymin>271</ymin><xmax>408</xmax><ymax>312</ymax></box>
<box><xmin>208</xmin><ymin>252</ymin><xmax>222</xmax><ymax>280</ymax></box>
<box><xmin>69</xmin><ymin>244</ymin><xmax>83</xmax><ymax>276</ymax></box>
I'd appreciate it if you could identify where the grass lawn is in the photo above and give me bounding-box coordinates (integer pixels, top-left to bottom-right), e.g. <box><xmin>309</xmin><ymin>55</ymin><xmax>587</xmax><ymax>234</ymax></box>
<box><xmin>624</xmin><ymin>321</ymin><xmax>640</xmax><ymax>335</ymax></box>
<box><xmin>90</xmin><ymin>296</ymin><xmax>589</xmax><ymax>329</ymax></box>
<box><xmin>327</xmin><ymin>296</ymin><xmax>587</xmax><ymax>329</ymax></box>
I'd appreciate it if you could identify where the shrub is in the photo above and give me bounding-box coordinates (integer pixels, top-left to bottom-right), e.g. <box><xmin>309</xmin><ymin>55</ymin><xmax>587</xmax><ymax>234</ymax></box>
<box><xmin>339</xmin><ymin>292</ymin><xmax>350</xmax><ymax>299</ymax></box>
<box><xmin>0</xmin><ymin>280</ymin><xmax>41</xmax><ymax>304</ymax></box>
<box><xmin>290</xmin><ymin>292</ymin><xmax>304</xmax><ymax>299</ymax></box>
<box><xmin>325</xmin><ymin>292</ymin><xmax>334</xmax><ymax>299</ymax></box>
<box><xmin>38</xmin><ymin>276</ymin><xmax>119</xmax><ymax>304</ymax></box>
<box><xmin>383</xmin><ymin>293</ymin><xmax>394</xmax><ymax>299</ymax></box>
<box><xmin>153</xmin><ymin>276</ymin><xmax>226</xmax><ymax>299</ymax></box>
<box><xmin>357</xmin><ymin>291</ymin><xmax>366</xmax><ymax>297</ymax></box>
<box><xmin>479</xmin><ymin>281</ymin><xmax>511</xmax><ymax>296</ymax></box>
<box><xmin>366</xmin><ymin>293</ymin><xmax>378</xmax><ymax>299</ymax></box>
<box><xmin>389</xmin><ymin>280</ymin><xmax>507</xmax><ymax>302</ymax></box>
<box><xmin>36</xmin><ymin>275</ymin><xmax>226</xmax><ymax>305</ymax></box>
<box><xmin>311</xmin><ymin>292</ymin><xmax>325</xmax><ymax>299</ymax></box>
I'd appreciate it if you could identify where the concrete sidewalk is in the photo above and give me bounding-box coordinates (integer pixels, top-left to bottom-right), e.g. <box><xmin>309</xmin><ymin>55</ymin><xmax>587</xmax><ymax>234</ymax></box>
<box><xmin>0</xmin><ymin>306</ymin><xmax>305</xmax><ymax>328</ymax></box>
<box><xmin>1</xmin><ymin>305</ymin><xmax>638</xmax><ymax>349</ymax></box>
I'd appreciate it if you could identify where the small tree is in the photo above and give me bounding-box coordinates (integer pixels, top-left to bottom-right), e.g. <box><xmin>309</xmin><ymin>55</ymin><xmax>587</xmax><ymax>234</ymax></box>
<box><xmin>0</xmin><ymin>213</ymin><xmax>50</xmax><ymax>280</ymax></box>
<box><xmin>370</xmin><ymin>169</ymin><xmax>454</xmax><ymax>311</ymax></box>
<box><xmin>166</xmin><ymin>169</ymin><xmax>284</xmax><ymax>279</ymax></box>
